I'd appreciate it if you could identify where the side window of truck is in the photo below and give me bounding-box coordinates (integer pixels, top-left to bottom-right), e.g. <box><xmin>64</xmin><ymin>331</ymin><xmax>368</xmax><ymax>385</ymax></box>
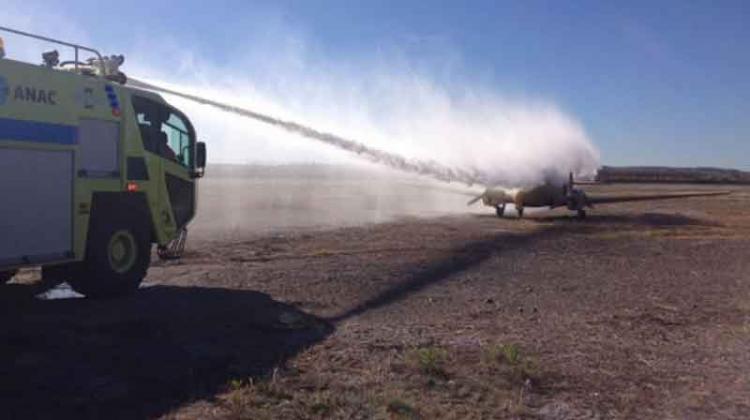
<box><xmin>78</xmin><ymin>119</ymin><xmax>120</xmax><ymax>177</ymax></box>
<box><xmin>162</xmin><ymin>113</ymin><xmax>193</xmax><ymax>167</ymax></box>
<box><xmin>131</xmin><ymin>96</ymin><xmax>193</xmax><ymax>167</ymax></box>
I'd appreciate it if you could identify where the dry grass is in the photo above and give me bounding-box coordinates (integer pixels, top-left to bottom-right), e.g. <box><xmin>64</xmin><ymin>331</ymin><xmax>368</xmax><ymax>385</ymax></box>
<box><xmin>220</xmin><ymin>376</ymin><xmax>376</xmax><ymax>419</ymax></box>
<box><xmin>408</xmin><ymin>347</ymin><xmax>449</xmax><ymax>379</ymax></box>
<box><xmin>482</xmin><ymin>343</ymin><xmax>538</xmax><ymax>386</ymax></box>
<box><xmin>385</xmin><ymin>398</ymin><xmax>421</xmax><ymax>419</ymax></box>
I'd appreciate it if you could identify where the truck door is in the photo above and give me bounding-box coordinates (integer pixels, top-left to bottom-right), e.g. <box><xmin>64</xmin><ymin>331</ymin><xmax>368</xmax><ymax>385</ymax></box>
<box><xmin>132</xmin><ymin>96</ymin><xmax>196</xmax><ymax>234</ymax></box>
<box><xmin>158</xmin><ymin>110</ymin><xmax>196</xmax><ymax>229</ymax></box>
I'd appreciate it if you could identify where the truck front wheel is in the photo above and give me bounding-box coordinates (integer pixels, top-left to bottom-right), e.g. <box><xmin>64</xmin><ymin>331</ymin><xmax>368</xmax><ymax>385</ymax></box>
<box><xmin>69</xmin><ymin>216</ymin><xmax>151</xmax><ymax>298</ymax></box>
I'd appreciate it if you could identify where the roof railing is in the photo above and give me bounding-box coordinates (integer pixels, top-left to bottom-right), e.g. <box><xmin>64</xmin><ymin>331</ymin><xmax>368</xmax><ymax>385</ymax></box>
<box><xmin>0</xmin><ymin>25</ymin><xmax>105</xmax><ymax>75</ymax></box>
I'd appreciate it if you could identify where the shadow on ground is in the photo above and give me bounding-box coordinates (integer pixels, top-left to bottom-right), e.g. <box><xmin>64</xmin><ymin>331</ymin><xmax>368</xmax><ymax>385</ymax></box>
<box><xmin>329</xmin><ymin>226</ymin><xmax>559</xmax><ymax>323</ymax></box>
<box><xmin>0</xmin><ymin>285</ymin><xmax>332</xmax><ymax>419</ymax></box>
<box><xmin>533</xmin><ymin>211</ymin><xmax>721</xmax><ymax>227</ymax></box>
<box><xmin>0</xmin><ymin>211</ymin><xmax>714</xmax><ymax>418</ymax></box>
<box><xmin>329</xmin><ymin>210</ymin><xmax>717</xmax><ymax>324</ymax></box>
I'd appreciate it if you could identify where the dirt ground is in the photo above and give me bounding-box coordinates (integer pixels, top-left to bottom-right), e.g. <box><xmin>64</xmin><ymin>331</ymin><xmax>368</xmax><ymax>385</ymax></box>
<box><xmin>2</xmin><ymin>184</ymin><xmax>749</xmax><ymax>419</ymax></box>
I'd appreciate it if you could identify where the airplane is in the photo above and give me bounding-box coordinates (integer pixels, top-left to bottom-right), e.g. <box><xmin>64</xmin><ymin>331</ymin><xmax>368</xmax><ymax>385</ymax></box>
<box><xmin>467</xmin><ymin>172</ymin><xmax>731</xmax><ymax>219</ymax></box>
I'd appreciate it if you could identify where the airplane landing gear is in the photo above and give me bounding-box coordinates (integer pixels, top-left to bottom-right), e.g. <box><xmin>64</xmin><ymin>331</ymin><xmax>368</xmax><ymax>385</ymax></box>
<box><xmin>495</xmin><ymin>204</ymin><xmax>505</xmax><ymax>218</ymax></box>
<box><xmin>517</xmin><ymin>207</ymin><xmax>524</xmax><ymax>219</ymax></box>
<box><xmin>577</xmin><ymin>209</ymin><xmax>587</xmax><ymax>219</ymax></box>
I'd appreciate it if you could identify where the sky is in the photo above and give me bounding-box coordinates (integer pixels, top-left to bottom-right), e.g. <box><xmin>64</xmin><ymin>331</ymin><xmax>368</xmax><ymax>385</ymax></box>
<box><xmin>3</xmin><ymin>0</ymin><xmax>749</xmax><ymax>170</ymax></box>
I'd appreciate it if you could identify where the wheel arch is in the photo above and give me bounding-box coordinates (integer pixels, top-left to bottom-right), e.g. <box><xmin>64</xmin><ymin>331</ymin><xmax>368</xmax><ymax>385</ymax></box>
<box><xmin>88</xmin><ymin>192</ymin><xmax>155</xmax><ymax>248</ymax></box>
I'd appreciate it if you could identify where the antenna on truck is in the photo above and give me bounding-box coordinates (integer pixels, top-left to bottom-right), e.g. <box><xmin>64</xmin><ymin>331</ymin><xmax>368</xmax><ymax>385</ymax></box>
<box><xmin>0</xmin><ymin>26</ymin><xmax>127</xmax><ymax>84</ymax></box>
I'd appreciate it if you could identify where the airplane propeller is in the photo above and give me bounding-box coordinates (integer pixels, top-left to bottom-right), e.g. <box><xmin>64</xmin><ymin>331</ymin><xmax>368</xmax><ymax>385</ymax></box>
<box><xmin>467</xmin><ymin>193</ymin><xmax>485</xmax><ymax>206</ymax></box>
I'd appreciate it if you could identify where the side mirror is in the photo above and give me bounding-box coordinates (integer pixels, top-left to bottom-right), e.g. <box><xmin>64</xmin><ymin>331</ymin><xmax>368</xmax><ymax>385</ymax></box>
<box><xmin>194</xmin><ymin>141</ymin><xmax>207</xmax><ymax>178</ymax></box>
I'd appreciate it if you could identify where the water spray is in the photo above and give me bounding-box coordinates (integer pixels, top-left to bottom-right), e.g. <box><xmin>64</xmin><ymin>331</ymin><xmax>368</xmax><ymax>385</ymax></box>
<box><xmin>128</xmin><ymin>78</ymin><xmax>490</xmax><ymax>187</ymax></box>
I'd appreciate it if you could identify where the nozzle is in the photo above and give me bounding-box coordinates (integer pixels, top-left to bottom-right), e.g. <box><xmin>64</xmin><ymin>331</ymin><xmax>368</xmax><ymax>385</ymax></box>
<box><xmin>42</xmin><ymin>50</ymin><xmax>60</xmax><ymax>67</ymax></box>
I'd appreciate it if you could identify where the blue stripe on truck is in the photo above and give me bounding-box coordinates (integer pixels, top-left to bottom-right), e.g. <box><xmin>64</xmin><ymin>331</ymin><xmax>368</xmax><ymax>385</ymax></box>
<box><xmin>0</xmin><ymin>117</ymin><xmax>77</xmax><ymax>145</ymax></box>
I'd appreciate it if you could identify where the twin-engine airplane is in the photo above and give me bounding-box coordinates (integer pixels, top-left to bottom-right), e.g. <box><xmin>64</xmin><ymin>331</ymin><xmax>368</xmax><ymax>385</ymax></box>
<box><xmin>467</xmin><ymin>173</ymin><xmax>730</xmax><ymax>219</ymax></box>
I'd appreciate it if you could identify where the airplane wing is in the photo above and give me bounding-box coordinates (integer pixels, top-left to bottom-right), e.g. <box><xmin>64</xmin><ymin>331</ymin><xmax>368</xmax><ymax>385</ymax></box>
<box><xmin>587</xmin><ymin>190</ymin><xmax>730</xmax><ymax>205</ymax></box>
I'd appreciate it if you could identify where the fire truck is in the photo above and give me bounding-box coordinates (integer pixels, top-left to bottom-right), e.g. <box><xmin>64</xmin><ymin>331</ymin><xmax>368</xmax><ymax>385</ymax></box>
<box><xmin>0</xmin><ymin>27</ymin><xmax>206</xmax><ymax>297</ymax></box>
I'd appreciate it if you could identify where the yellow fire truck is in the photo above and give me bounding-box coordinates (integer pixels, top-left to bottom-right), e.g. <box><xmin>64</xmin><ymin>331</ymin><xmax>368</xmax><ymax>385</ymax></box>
<box><xmin>0</xmin><ymin>27</ymin><xmax>206</xmax><ymax>297</ymax></box>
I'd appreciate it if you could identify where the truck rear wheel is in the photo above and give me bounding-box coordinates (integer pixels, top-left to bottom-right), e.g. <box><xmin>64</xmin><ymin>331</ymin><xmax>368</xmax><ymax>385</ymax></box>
<box><xmin>68</xmin><ymin>215</ymin><xmax>151</xmax><ymax>298</ymax></box>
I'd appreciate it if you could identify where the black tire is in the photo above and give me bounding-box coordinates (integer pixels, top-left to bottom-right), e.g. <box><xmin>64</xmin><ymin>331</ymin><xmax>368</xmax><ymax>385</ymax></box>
<box><xmin>0</xmin><ymin>270</ymin><xmax>17</xmax><ymax>284</ymax></box>
<box><xmin>495</xmin><ymin>205</ymin><xmax>505</xmax><ymax>218</ymax></box>
<box><xmin>68</xmin><ymin>213</ymin><xmax>151</xmax><ymax>298</ymax></box>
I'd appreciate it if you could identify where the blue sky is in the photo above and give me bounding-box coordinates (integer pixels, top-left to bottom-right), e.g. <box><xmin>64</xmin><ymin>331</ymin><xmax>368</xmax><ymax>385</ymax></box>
<box><xmin>6</xmin><ymin>0</ymin><xmax>750</xmax><ymax>169</ymax></box>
